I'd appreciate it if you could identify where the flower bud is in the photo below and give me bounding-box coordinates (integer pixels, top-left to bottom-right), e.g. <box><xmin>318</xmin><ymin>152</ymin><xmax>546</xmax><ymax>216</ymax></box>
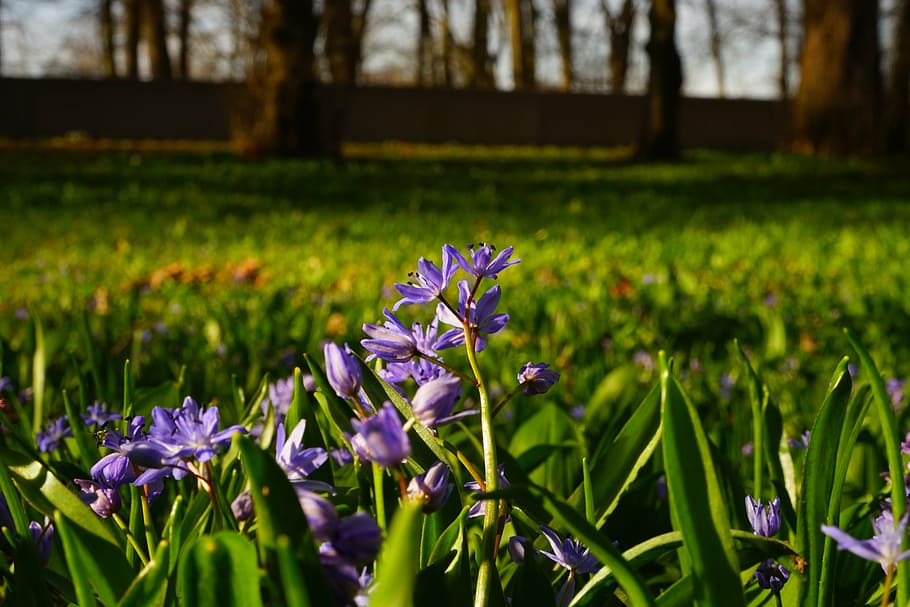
<box><xmin>407</xmin><ymin>461</ymin><xmax>453</xmax><ymax>513</ymax></box>
<box><xmin>324</xmin><ymin>342</ymin><xmax>362</xmax><ymax>399</ymax></box>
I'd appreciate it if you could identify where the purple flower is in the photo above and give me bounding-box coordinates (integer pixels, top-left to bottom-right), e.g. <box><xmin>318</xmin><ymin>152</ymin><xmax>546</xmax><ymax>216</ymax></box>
<box><xmin>324</xmin><ymin>342</ymin><xmax>362</xmax><ymax>399</ymax></box>
<box><xmin>407</xmin><ymin>461</ymin><xmax>454</xmax><ymax>513</ymax></box>
<box><xmin>326</xmin><ymin>512</ymin><xmax>382</xmax><ymax>567</ymax></box>
<box><xmin>393</xmin><ymin>248</ymin><xmax>458</xmax><ymax>310</ymax></box>
<box><xmin>0</xmin><ymin>377</ymin><xmax>12</xmax><ymax>393</ymax></box>
<box><xmin>539</xmin><ymin>526</ymin><xmax>600</xmax><ymax>574</ymax></box>
<box><xmin>75</xmin><ymin>478</ymin><xmax>121</xmax><ymax>518</ymax></box>
<box><xmin>719</xmin><ymin>373</ymin><xmax>735</xmax><ymax>400</ymax></box>
<box><xmin>444</xmin><ymin>243</ymin><xmax>520</xmax><ymax>280</ymax></box>
<box><xmin>320</xmin><ymin>551</ymin><xmax>364</xmax><ymax>607</ymax></box>
<box><xmin>349</xmin><ymin>404</ymin><xmax>411</xmax><ymax>468</ymax></box>
<box><xmin>754</xmin><ymin>559</ymin><xmax>789</xmax><ymax>593</ymax></box>
<box><xmin>539</xmin><ymin>525</ymin><xmax>600</xmax><ymax>606</ymax></box>
<box><xmin>517</xmin><ymin>362</ymin><xmax>560</xmax><ymax>396</ymax></box>
<box><xmin>361</xmin><ymin>308</ymin><xmax>418</xmax><ymax>362</ymax></box>
<box><xmin>81</xmin><ymin>401</ymin><xmax>121</xmax><ymax>427</ymax></box>
<box><xmin>887</xmin><ymin>378</ymin><xmax>905</xmax><ymax>410</ymax></box>
<box><xmin>36</xmin><ymin>416</ymin><xmax>72</xmax><ymax>452</ymax></box>
<box><xmin>260</xmin><ymin>376</ymin><xmax>296</xmax><ymax>421</ymax></box>
<box><xmin>275</xmin><ymin>420</ymin><xmax>332</xmax><ymax>493</ymax></box>
<box><xmin>411</xmin><ymin>375</ymin><xmax>474</xmax><ymax>427</ymax></box>
<box><xmin>231</xmin><ymin>491</ymin><xmax>254</xmax><ymax>521</ymax></box>
<box><xmin>633</xmin><ymin>350</ymin><xmax>654</xmax><ymax>372</ymax></box>
<box><xmin>508</xmin><ymin>536</ymin><xmax>533</xmax><ymax>564</ymax></box>
<box><xmin>436</xmin><ymin>282</ymin><xmax>509</xmax><ymax>351</ymax></box>
<box><xmin>465</xmin><ymin>464</ymin><xmax>510</xmax><ymax>518</ymax></box>
<box><xmin>822</xmin><ymin>510</ymin><xmax>910</xmax><ymax>572</ymax></box>
<box><xmin>149</xmin><ymin>397</ymin><xmax>247</xmax><ymax>463</ymax></box>
<box><xmin>746</xmin><ymin>496</ymin><xmax>781</xmax><ymax>537</ymax></box>
<box><xmin>29</xmin><ymin>519</ymin><xmax>54</xmax><ymax>565</ymax></box>
<box><xmin>297</xmin><ymin>488</ymin><xmax>340</xmax><ymax>542</ymax></box>
<box><xmin>788</xmin><ymin>430</ymin><xmax>810</xmax><ymax>450</ymax></box>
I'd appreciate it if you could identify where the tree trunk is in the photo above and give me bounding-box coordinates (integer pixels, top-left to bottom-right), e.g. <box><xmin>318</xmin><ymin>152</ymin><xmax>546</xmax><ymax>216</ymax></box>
<box><xmin>471</xmin><ymin>0</ymin><xmax>494</xmax><ymax>87</ymax></box>
<box><xmin>504</xmin><ymin>0</ymin><xmax>526</xmax><ymax>89</ymax></box>
<box><xmin>884</xmin><ymin>0</ymin><xmax>910</xmax><ymax>152</ymax></box>
<box><xmin>792</xmin><ymin>0</ymin><xmax>882</xmax><ymax>155</ymax></box>
<box><xmin>520</xmin><ymin>0</ymin><xmax>537</xmax><ymax>88</ymax></box>
<box><xmin>351</xmin><ymin>0</ymin><xmax>372</xmax><ymax>80</ymax></box>
<box><xmin>252</xmin><ymin>0</ymin><xmax>325</xmax><ymax>156</ymax></box>
<box><xmin>703</xmin><ymin>0</ymin><xmax>724</xmax><ymax>97</ymax></box>
<box><xmin>773</xmin><ymin>0</ymin><xmax>789</xmax><ymax>99</ymax></box>
<box><xmin>126</xmin><ymin>0</ymin><xmax>141</xmax><ymax>79</ymax></box>
<box><xmin>143</xmin><ymin>0</ymin><xmax>172</xmax><ymax>80</ymax></box>
<box><xmin>417</xmin><ymin>0</ymin><xmax>433</xmax><ymax>85</ymax></box>
<box><xmin>604</xmin><ymin>0</ymin><xmax>635</xmax><ymax>94</ymax></box>
<box><xmin>101</xmin><ymin>0</ymin><xmax>117</xmax><ymax>77</ymax></box>
<box><xmin>554</xmin><ymin>0</ymin><xmax>572</xmax><ymax>90</ymax></box>
<box><xmin>325</xmin><ymin>0</ymin><xmax>356</xmax><ymax>84</ymax></box>
<box><xmin>639</xmin><ymin>0</ymin><xmax>682</xmax><ymax>160</ymax></box>
<box><xmin>177</xmin><ymin>0</ymin><xmax>192</xmax><ymax>80</ymax></box>
<box><xmin>440</xmin><ymin>0</ymin><xmax>453</xmax><ymax>86</ymax></box>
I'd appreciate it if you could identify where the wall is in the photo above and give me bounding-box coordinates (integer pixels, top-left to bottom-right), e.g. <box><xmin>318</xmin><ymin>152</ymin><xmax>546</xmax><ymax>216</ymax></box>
<box><xmin>0</xmin><ymin>78</ymin><xmax>787</xmax><ymax>150</ymax></box>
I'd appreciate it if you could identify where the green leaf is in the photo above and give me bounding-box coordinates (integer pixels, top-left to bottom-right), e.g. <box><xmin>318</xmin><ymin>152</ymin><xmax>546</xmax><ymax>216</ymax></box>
<box><xmin>567</xmin><ymin>384</ymin><xmax>661</xmax><ymax>528</ymax></box>
<box><xmin>416</xmin><ymin>507</ymin><xmax>472</xmax><ymax>607</ymax></box>
<box><xmin>522</xmin><ymin>483</ymin><xmax>656</xmax><ymax>607</ymax></box>
<box><xmin>2</xmin><ymin>447</ymin><xmax>120</xmax><ymax>547</ymax></box>
<box><xmin>117</xmin><ymin>541</ymin><xmax>170</xmax><ymax>607</ymax></box>
<box><xmin>845</xmin><ymin>328</ymin><xmax>909</xmax><ymax>605</ymax></box>
<box><xmin>509</xmin><ymin>404</ymin><xmax>579</xmax><ymax>496</ymax></box>
<box><xmin>31</xmin><ymin>312</ymin><xmax>46</xmax><ymax>435</ymax></box>
<box><xmin>802</xmin><ymin>359</ymin><xmax>857</xmax><ymax>607</ymax></box>
<box><xmin>54</xmin><ymin>509</ymin><xmax>133</xmax><ymax>606</ymax></box>
<box><xmin>371</xmin><ymin>502</ymin><xmax>423</xmax><ymax>607</ymax></box>
<box><xmin>276</xmin><ymin>535</ymin><xmax>314</xmax><ymax>607</ymax></box>
<box><xmin>177</xmin><ymin>532</ymin><xmax>263</xmax><ymax>607</ymax></box>
<box><xmin>234</xmin><ymin>434</ymin><xmax>331</xmax><ymax>605</ymax></box>
<box><xmin>660</xmin><ymin>353</ymin><xmax>743</xmax><ymax>606</ymax></box>
<box><xmin>508</xmin><ymin>537</ymin><xmax>556</xmax><ymax>607</ymax></box>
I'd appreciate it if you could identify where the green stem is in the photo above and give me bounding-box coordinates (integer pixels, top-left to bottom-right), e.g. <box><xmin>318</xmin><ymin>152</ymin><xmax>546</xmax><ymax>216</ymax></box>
<box><xmin>416</xmin><ymin>351</ymin><xmax>478</xmax><ymax>385</ymax></box>
<box><xmin>140</xmin><ymin>486</ymin><xmax>158</xmax><ymax>557</ymax></box>
<box><xmin>113</xmin><ymin>513</ymin><xmax>149</xmax><ymax>566</ymax></box>
<box><xmin>491</xmin><ymin>383</ymin><xmax>525</xmax><ymax>417</ymax></box>
<box><xmin>373</xmin><ymin>463</ymin><xmax>387</xmax><ymax>533</ymax></box>
<box><xmin>467</xmin><ymin>322</ymin><xmax>499</xmax><ymax>607</ymax></box>
<box><xmin>204</xmin><ymin>462</ymin><xmax>223</xmax><ymax>532</ymax></box>
<box><xmin>881</xmin><ymin>565</ymin><xmax>895</xmax><ymax>607</ymax></box>
<box><xmin>439</xmin><ymin>438</ymin><xmax>485</xmax><ymax>488</ymax></box>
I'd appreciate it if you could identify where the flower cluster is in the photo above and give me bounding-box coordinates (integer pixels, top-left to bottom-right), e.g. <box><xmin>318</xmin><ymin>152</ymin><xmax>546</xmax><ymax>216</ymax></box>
<box><xmin>745</xmin><ymin>496</ymin><xmax>789</xmax><ymax>595</ymax></box>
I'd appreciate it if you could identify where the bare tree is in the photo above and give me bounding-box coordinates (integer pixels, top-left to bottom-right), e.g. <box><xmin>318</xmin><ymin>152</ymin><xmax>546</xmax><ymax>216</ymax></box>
<box><xmin>125</xmin><ymin>0</ymin><xmax>140</xmax><ymax>78</ymax></box>
<box><xmin>603</xmin><ymin>0</ymin><xmax>635</xmax><ymax>94</ymax></box>
<box><xmin>792</xmin><ymin>0</ymin><xmax>881</xmax><ymax>154</ymax></box>
<box><xmin>177</xmin><ymin>0</ymin><xmax>192</xmax><ymax>80</ymax></box>
<box><xmin>772</xmin><ymin>0</ymin><xmax>789</xmax><ymax>99</ymax></box>
<box><xmin>639</xmin><ymin>0</ymin><xmax>682</xmax><ymax>159</ymax></box>
<box><xmin>100</xmin><ymin>0</ymin><xmax>117</xmax><ymax>77</ymax></box>
<box><xmin>417</xmin><ymin>0</ymin><xmax>433</xmax><ymax>85</ymax></box>
<box><xmin>554</xmin><ymin>0</ymin><xmax>572</xmax><ymax>90</ymax></box>
<box><xmin>470</xmin><ymin>0</ymin><xmax>494</xmax><ymax>87</ymax></box>
<box><xmin>504</xmin><ymin>0</ymin><xmax>536</xmax><ymax>89</ymax></box>
<box><xmin>325</xmin><ymin>0</ymin><xmax>356</xmax><ymax>83</ymax></box>
<box><xmin>884</xmin><ymin>0</ymin><xmax>910</xmax><ymax>152</ymax></box>
<box><xmin>703</xmin><ymin>0</ymin><xmax>724</xmax><ymax>96</ymax></box>
<box><xmin>249</xmin><ymin>0</ymin><xmax>324</xmax><ymax>155</ymax></box>
<box><xmin>143</xmin><ymin>0</ymin><xmax>172</xmax><ymax>79</ymax></box>
<box><xmin>440</xmin><ymin>0</ymin><xmax>453</xmax><ymax>86</ymax></box>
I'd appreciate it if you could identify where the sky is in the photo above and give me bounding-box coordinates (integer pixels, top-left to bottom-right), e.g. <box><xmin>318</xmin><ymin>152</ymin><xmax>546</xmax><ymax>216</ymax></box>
<box><xmin>0</xmin><ymin>0</ymin><xmax>805</xmax><ymax>99</ymax></box>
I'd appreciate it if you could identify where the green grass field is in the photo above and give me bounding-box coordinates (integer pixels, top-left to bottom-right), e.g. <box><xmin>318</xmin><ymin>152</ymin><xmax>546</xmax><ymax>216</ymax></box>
<box><xmin>4</xmin><ymin>146</ymin><xmax>910</xmax><ymax>605</ymax></box>
<box><xmin>3</xmin><ymin>147</ymin><xmax>909</xmax><ymax>410</ymax></box>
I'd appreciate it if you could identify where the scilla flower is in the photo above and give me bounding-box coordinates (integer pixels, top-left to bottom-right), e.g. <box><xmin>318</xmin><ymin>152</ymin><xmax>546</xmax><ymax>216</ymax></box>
<box><xmin>407</xmin><ymin>461</ymin><xmax>453</xmax><ymax>513</ymax></box>
<box><xmin>411</xmin><ymin>375</ymin><xmax>475</xmax><ymax>427</ymax></box>
<box><xmin>822</xmin><ymin>510</ymin><xmax>910</xmax><ymax>572</ymax></box>
<box><xmin>517</xmin><ymin>362</ymin><xmax>560</xmax><ymax>395</ymax></box>
<box><xmin>539</xmin><ymin>525</ymin><xmax>600</xmax><ymax>606</ymax></box>
<box><xmin>444</xmin><ymin>243</ymin><xmax>520</xmax><ymax>280</ymax></box>
<box><xmin>393</xmin><ymin>247</ymin><xmax>457</xmax><ymax>309</ymax></box>
<box><xmin>324</xmin><ymin>342</ymin><xmax>362</xmax><ymax>399</ymax></box>
<box><xmin>349</xmin><ymin>404</ymin><xmax>411</xmax><ymax>468</ymax></box>
<box><xmin>746</xmin><ymin>496</ymin><xmax>781</xmax><ymax>537</ymax></box>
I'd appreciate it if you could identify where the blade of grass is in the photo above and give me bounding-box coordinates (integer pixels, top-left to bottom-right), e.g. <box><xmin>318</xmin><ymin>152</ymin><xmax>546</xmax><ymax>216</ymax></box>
<box><xmin>660</xmin><ymin>352</ymin><xmax>743</xmax><ymax>606</ymax></box>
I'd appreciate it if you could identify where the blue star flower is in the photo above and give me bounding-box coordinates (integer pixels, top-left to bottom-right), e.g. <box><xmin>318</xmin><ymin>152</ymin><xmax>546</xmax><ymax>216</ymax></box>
<box><xmin>393</xmin><ymin>247</ymin><xmax>458</xmax><ymax>310</ymax></box>
<box><xmin>444</xmin><ymin>243</ymin><xmax>520</xmax><ymax>279</ymax></box>
<box><xmin>822</xmin><ymin>510</ymin><xmax>910</xmax><ymax>572</ymax></box>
